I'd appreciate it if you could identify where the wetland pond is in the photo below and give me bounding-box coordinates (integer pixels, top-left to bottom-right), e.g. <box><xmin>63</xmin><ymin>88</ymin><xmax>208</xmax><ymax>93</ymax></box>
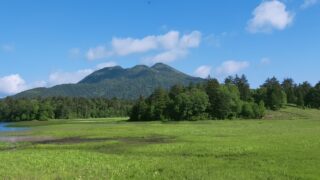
<box><xmin>0</xmin><ymin>123</ymin><xmax>30</xmax><ymax>142</ymax></box>
<box><xmin>0</xmin><ymin>123</ymin><xmax>27</xmax><ymax>132</ymax></box>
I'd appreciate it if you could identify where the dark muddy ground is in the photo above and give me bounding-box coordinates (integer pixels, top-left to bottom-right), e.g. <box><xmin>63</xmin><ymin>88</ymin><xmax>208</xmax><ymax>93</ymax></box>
<box><xmin>0</xmin><ymin>135</ymin><xmax>174</xmax><ymax>144</ymax></box>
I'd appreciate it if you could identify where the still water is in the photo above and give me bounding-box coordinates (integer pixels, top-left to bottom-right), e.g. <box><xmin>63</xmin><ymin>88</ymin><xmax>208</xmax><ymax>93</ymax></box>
<box><xmin>0</xmin><ymin>123</ymin><xmax>27</xmax><ymax>132</ymax></box>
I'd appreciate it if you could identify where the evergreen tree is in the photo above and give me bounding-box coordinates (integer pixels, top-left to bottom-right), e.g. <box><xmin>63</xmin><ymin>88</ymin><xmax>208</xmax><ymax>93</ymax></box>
<box><xmin>305</xmin><ymin>82</ymin><xmax>320</xmax><ymax>108</ymax></box>
<box><xmin>295</xmin><ymin>81</ymin><xmax>312</xmax><ymax>108</ymax></box>
<box><xmin>234</xmin><ymin>75</ymin><xmax>251</xmax><ymax>101</ymax></box>
<box><xmin>214</xmin><ymin>87</ymin><xmax>232</xmax><ymax>119</ymax></box>
<box><xmin>169</xmin><ymin>84</ymin><xmax>185</xmax><ymax>99</ymax></box>
<box><xmin>205</xmin><ymin>79</ymin><xmax>220</xmax><ymax>119</ymax></box>
<box><xmin>281</xmin><ymin>78</ymin><xmax>297</xmax><ymax>104</ymax></box>
<box><xmin>130</xmin><ymin>96</ymin><xmax>148</xmax><ymax>121</ymax></box>
<box><xmin>296</xmin><ymin>89</ymin><xmax>305</xmax><ymax>107</ymax></box>
<box><xmin>148</xmin><ymin>88</ymin><xmax>170</xmax><ymax>120</ymax></box>
<box><xmin>224</xmin><ymin>76</ymin><xmax>234</xmax><ymax>85</ymax></box>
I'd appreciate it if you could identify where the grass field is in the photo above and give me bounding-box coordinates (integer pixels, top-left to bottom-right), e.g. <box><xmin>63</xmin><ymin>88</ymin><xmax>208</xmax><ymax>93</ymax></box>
<box><xmin>0</xmin><ymin>106</ymin><xmax>320</xmax><ymax>179</ymax></box>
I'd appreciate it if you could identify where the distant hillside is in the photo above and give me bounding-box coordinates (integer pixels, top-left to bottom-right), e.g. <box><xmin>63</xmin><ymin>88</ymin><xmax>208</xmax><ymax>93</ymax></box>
<box><xmin>14</xmin><ymin>63</ymin><xmax>205</xmax><ymax>99</ymax></box>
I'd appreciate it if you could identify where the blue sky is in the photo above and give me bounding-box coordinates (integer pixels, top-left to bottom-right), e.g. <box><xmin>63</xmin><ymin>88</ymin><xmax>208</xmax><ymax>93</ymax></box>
<box><xmin>0</xmin><ymin>0</ymin><xmax>320</xmax><ymax>97</ymax></box>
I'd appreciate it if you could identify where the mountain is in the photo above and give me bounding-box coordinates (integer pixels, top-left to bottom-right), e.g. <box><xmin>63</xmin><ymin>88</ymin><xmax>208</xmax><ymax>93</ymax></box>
<box><xmin>14</xmin><ymin>63</ymin><xmax>205</xmax><ymax>99</ymax></box>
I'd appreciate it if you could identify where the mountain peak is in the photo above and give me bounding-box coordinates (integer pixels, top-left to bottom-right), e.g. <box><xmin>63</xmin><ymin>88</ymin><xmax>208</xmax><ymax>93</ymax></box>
<box><xmin>78</xmin><ymin>65</ymin><xmax>125</xmax><ymax>84</ymax></box>
<box><xmin>131</xmin><ymin>64</ymin><xmax>149</xmax><ymax>70</ymax></box>
<box><xmin>15</xmin><ymin>63</ymin><xmax>205</xmax><ymax>99</ymax></box>
<box><xmin>103</xmin><ymin>65</ymin><xmax>123</xmax><ymax>70</ymax></box>
<box><xmin>151</xmin><ymin>63</ymin><xmax>184</xmax><ymax>75</ymax></box>
<box><xmin>151</xmin><ymin>63</ymin><xmax>171</xmax><ymax>69</ymax></box>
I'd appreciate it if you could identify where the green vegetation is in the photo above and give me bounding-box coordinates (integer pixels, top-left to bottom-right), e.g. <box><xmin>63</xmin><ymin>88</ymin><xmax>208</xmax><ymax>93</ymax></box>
<box><xmin>0</xmin><ymin>106</ymin><xmax>320</xmax><ymax>179</ymax></box>
<box><xmin>129</xmin><ymin>74</ymin><xmax>320</xmax><ymax>122</ymax></box>
<box><xmin>5</xmin><ymin>63</ymin><xmax>320</xmax><ymax>123</ymax></box>
<box><xmin>0</xmin><ymin>97</ymin><xmax>132</xmax><ymax>121</ymax></box>
<box><xmin>4</xmin><ymin>72</ymin><xmax>320</xmax><ymax>122</ymax></box>
<box><xmin>14</xmin><ymin>63</ymin><xmax>204</xmax><ymax>99</ymax></box>
<box><xmin>130</xmin><ymin>76</ymin><xmax>266</xmax><ymax>121</ymax></box>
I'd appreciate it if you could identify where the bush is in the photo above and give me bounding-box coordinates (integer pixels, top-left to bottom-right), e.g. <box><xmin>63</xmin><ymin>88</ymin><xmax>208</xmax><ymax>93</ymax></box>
<box><xmin>241</xmin><ymin>101</ymin><xmax>265</xmax><ymax>119</ymax></box>
<box><xmin>241</xmin><ymin>102</ymin><xmax>254</xmax><ymax>119</ymax></box>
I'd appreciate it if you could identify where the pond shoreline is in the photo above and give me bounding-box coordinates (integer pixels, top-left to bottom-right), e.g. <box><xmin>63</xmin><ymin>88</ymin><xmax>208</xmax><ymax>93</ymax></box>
<box><xmin>0</xmin><ymin>123</ymin><xmax>28</xmax><ymax>132</ymax></box>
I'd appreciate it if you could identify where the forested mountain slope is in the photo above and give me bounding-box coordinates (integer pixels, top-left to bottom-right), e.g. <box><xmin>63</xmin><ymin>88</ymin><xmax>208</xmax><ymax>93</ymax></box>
<box><xmin>14</xmin><ymin>63</ymin><xmax>204</xmax><ymax>99</ymax></box>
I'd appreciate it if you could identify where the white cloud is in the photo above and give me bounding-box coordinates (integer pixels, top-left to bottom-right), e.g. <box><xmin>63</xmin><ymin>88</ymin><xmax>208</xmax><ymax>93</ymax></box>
<box><xmin>48</xmin><ymin>69</ymin><xmax>94</xmax><ymax>86</ymax></box>
<box><xmin>86</xmin><ymin>46</ymin><xmax>112</xmax><ymax>61</ymax></box>
<box><xmin>247</xmin><ymin>0</ymin><xmax>294</xmax><ymax>33</ymax></box>
<box><xmin>142</xmin><ymin>31</ymin><xmax>201</xmax><ymax>64</ymax></box>
<box><xmin>96</xmin><ymin>61</ymin><xmax>117</xmax><ymax>69</ymax></box>
<box><xmin>0</xmin><ymin>72</ymin><xmax>93</xmax><ymax>96</ymax></box>
<box><xmin>111</xmin><ymin>30</ymin><xmax>201</xmax><ymax>58</ymax></box>
<box><xmin>301</xmin><ymin>0</ymin><xmax>318</xmax><ymax>9</ymax></box>
<box><xmin>179</xmin><ymin>31</ymin><xmax>202</xmax><ymax>48</ymax></box>
<box><xmin>194</xmin><ymin>65</ymin><xmax>212</xmax><ymax>78</ymax></box>
<box><xmin>157</xmin><ymin>31</ymin><xmax>180</xmax><ymax>49</ymax></box>
<box><xmin>48</xmin><ymin>61</ymin><xmax>117</xmax><ymax>85</ymax></box>
<box><xmin>0</xmin><ymin>61</ymin><xmax>119</xmax><ymax>96</ymax></box>
<box><xmin>142</xmin><ymin>49</ymin><xmax>188</xmax><ymax>64</ymax></box>
<box><xmin>0</xmin><ymin>74</ymin><xmax>27</xmax><ymax>95</ymax></box>
<box><xmin>112</xmin><ymin>31</ymin><xmax>187</xmax><ymax>56</ymax></box>
<box><xmin>86</xmin><ymin>30</ymin><xmax>201</xmax><ymax>63</ymax></box>
<box><xmin>216</xmin><ymin>61</ymin><xmax>250</xmax><ymax>75</ymax></box>
<box><xmin>0</xmin><ymin>74</ymin><xmax>52</xmax><ymax>96</ymax></box>
<box><xmin>1</xmin><ymin>44</ymin><xmax>15</xmax><ymax>52</ymax></box>
<box><xmin>112</xmin><ymin>36</ymin><xmax>158</xmax><ymax>56</ymax></box>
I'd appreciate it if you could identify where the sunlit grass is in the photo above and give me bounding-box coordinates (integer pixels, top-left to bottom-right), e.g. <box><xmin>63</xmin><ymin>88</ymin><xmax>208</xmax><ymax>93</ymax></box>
<box><xmin>0</xmin><ymin>107</ymin><xmax>319</xmax><ymax>179</ymax></box>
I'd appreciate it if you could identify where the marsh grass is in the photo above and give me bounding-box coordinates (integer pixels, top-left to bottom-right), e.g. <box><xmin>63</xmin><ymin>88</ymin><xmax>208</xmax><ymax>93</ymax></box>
<box><xmin>0</xmin><ymin>106</ymin><xmax>320</xmax><ymax>179</ymax></box>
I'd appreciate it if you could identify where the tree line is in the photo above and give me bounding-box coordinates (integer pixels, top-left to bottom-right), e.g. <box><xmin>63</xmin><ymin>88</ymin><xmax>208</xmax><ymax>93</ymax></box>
<box><xmin>130</xmin><ymin>76</ymin><xmax>320</xmax><ymax>121</ymax></box>
<box><xmin>0</xmin><ymin>97</ymin><xmax>132</xmax><ymax>122</ymax></box>
<box><xmin>1</xmin><ymin>75</ymin><xmax>320</xmax><ymax>122</ymax></box>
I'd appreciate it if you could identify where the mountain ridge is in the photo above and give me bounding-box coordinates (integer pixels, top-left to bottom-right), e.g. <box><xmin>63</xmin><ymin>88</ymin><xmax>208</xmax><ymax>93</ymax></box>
<box><xmin>14</xmin><ymin>63</ymin><xmax>205</xmax><ymax>99</ymax></box>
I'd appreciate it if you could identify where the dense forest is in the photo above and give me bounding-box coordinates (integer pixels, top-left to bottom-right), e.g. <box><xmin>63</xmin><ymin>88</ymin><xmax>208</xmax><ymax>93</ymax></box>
<box><xmin>130</xmin><ymin>76</ymin><xmax>320</xmax><ymax>121</ymax></box>
<box><xmin>1</xmin><ymin>75</ymin><xmax>320</xmax><ymax>122</ymax></box>
<box><xmin>0</xmin><ymin>97</ymin><xmax>132</xmax><ymax>122</ymax></box>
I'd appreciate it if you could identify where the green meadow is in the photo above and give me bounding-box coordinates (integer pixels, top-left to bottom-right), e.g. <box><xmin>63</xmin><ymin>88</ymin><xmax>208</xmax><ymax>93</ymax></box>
<box><xmin>0</xmin><ymin>106</ymin><xmax>320</xmax><ymax>179</ymax></box>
